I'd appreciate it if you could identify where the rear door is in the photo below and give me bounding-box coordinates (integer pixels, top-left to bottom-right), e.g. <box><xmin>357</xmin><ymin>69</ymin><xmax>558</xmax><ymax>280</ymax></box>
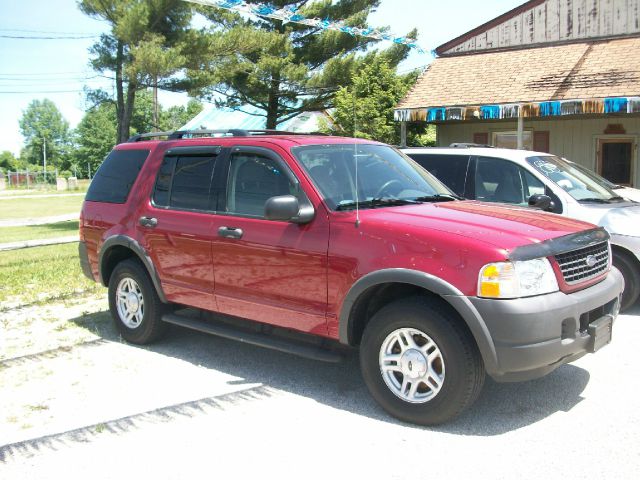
<box><xmin>209</xmin><ymin>145</ymin><xmax>329</xmax><ymax>334</ymax></box>
<box><xmin>137</xmin><ymin>146</ymin><xmax>224</xmax><ymax>311</ymax></box>
<box><xmin>406</xmin><ymin>153</ymin><xmax>471</xmax><ymax>198</ymax></box>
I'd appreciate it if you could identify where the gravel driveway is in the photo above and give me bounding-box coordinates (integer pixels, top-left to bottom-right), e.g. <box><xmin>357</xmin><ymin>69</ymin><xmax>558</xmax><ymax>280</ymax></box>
<box><xmin>1</xmin><ymin>298</ymin><xmax>639</xmax><ymax>479</ymax></box>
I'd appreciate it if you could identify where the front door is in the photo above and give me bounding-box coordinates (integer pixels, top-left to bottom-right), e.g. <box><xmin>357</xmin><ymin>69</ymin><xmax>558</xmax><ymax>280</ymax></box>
<box><xmin>598</xmin><ymin>139</ymin><xmax>634</xmax><ymax>186</ymax></box>
<box><xmin>210</xmin><ymin>146</ymin><xmax>329</xmax><ymax>335</ymax></box>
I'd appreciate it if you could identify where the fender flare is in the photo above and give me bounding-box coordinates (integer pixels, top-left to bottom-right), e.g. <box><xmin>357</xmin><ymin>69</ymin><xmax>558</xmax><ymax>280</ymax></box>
<box><xmin>338</xmin><ymin>268</ymin><xmax>498</xmax><ymax>374</ymax></box>
<box><xmin>98</xmin><ymin>235</ymin><xmax>168</xmax><ymax>303</ymax></box>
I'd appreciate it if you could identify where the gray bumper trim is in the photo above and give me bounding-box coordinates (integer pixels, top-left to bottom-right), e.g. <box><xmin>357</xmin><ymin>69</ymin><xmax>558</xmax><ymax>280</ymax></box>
<box><xmin>78</xmin><ymin>241</ymin><xmax>94</xmax><ymax>281</ymax></box>
<box><xmin>467</xmin><ymin>268</ymin><xmax>623</xmax><ymax>382</ymax></box>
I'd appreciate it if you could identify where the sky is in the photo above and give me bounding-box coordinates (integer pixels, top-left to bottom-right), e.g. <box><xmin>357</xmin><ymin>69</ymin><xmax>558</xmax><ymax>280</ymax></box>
<box><xmin>0</xmin><ymin>0</ymin><xmax>525</xmax><ymax>155</ymax></box>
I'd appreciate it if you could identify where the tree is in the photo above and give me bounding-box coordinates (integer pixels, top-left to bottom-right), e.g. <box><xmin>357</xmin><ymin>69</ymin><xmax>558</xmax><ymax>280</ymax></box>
<box><xmin>73</xmin><ymin>90</ymin><xmax>203</xmax><ymax>177</ymax></box>
<box><xmin>80</xmin><ymin>0</ymin><xmax>192</xmax><ymax>142</ymax></box>
<box><xmin>73</xmin><ymin>103</ymin><xmax>119</xmax><ymax>176</ymax></box>
<box><xmin>326</xmin><ymin>55</ymin><xmax>420</xmax><ymax>145</ymax></box>
<box><xmin>18</xmin><ymin>99</ymin><xmax>71</xmax><ymax>168</ymax></box>
<box><xmin>0</xmin><ymin>151</ymin><xmax>18</xmax><ymax>172</ymax></box>
<box><xmin>184</xmin><ymin>0</ymin><xmax>415</xmax><ymax>129</ymax></box>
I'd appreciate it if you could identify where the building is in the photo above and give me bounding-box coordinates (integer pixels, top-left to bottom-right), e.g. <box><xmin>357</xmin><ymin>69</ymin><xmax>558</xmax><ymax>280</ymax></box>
<box><xmin>182</xmin><ymin>104</ymin><xmax>332</xmax><ymax>133</ymax></box>
<box><xmin>395</xmin><ymin>0</ymin><xmax>640</xmax><ymax>186</ymax></box>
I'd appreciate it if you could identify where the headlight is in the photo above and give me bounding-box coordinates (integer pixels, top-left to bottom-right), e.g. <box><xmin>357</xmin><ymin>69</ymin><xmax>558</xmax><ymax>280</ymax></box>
<box><xmin>478</xmin><ymin>258</ymin><xmax>559</xmax><ymax>299</ymax></box>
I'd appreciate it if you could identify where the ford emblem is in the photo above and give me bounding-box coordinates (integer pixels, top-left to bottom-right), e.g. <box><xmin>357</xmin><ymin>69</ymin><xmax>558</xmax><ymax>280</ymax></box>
<box><xmin>585</xmin><ymin>255</ymin><xmax>597</xmax><ymax>268</ymax></box>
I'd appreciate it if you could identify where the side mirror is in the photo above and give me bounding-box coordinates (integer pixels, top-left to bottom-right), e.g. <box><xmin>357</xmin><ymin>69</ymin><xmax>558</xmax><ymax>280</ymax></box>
<box><xmin>264</xmin><ymin>195</ymin><xmax>315</xmax><ymax>224</ymax></box>
<box><xmin>528</xmin><ymin>194</ymin><xmax>555</xmax><ymax>212</ymax></box>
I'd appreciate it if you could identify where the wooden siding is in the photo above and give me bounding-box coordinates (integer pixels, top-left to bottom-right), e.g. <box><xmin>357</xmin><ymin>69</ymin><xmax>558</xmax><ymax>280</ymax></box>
<box><xmin>435</xmin><ymin>116</ymin><xmax>640</xmax><ymax>185</ymax></box>
<box><xmin>442</xmin><ymin>0</ymin><xmax>640</xmax><ymax>55</ymax></box>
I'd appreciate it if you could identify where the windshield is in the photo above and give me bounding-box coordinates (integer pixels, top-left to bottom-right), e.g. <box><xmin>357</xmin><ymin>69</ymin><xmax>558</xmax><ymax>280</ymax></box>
<box><xmin>568</xmin><ymin>161</ymin><xmax>620</xmax><ymax>190</ymax></box>
<box><xmin>525</xmin><ymin>155</ymin><xmax>621</xmax><ymax>202</ymax></box>
<box><xmin>291</xmin><ymin>144</ymin><xmax>455</xmax><ymax>210</ymax></box>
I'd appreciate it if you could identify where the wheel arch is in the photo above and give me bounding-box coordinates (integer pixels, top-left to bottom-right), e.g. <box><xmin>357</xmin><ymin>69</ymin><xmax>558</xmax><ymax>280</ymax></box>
<box><xmin>98</xmin><ymin>235</ymin><xmax>168</xmax><ymax>303</ymax></box>
<box><xmin>338</xmin><ymin>269</ymin><xmax>499</xmax><ymax>374</ymax></box>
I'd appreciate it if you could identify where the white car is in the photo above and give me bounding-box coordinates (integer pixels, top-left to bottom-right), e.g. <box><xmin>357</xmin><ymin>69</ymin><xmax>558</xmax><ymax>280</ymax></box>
<box><xmin>402</xmin><ymin>146</ymin><xmax>640</xmax><ymax>311</ymax></box>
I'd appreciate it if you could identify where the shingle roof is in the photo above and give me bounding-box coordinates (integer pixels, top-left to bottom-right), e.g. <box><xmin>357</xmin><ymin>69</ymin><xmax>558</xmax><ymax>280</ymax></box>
<box><xmin>397</xmin><ymin>37</ymin><xmax>640</xmax><ymax>109</ymax></box>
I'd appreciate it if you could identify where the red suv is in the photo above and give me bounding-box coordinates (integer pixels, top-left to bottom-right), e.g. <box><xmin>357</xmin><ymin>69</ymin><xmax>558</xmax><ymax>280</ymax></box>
<box><xmin>79</xmin><ymin>130</ymin><xmax>623</xmax><ymax>425</ymax></box>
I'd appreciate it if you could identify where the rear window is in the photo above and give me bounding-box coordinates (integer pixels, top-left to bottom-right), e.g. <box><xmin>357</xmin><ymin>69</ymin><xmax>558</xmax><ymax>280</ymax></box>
<box><xmin>85</xmin><ymin>149</ymin><xmax>150</xmax><ymax>203</ymax></box>
<box><xmin>407</xmin><ymin>154</ymin><xmax>470</xmax><ymax>197</ymax></box>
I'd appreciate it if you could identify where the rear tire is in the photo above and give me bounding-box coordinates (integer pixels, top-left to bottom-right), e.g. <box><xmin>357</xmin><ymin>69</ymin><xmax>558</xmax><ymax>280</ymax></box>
<box><xmin>360</xmin><ymin>296</ymin><xmax>485</xmax><ymax>425</ymax></box>
<box><xmin>613</xmin><ymin>251</ymin><xmax>640</xmax><ymax>312</ymax></box>
<box><xmin>108</xmin><ymin>259</ymin><xmax>168</xmax><ymax>344</ymax></box>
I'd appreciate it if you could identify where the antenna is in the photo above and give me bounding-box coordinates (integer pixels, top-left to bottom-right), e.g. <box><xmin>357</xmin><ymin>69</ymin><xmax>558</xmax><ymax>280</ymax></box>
<box><xmin>353</xmin><ymin>89</ymin><xmax>360</xmax><ymax>228</ymax></box>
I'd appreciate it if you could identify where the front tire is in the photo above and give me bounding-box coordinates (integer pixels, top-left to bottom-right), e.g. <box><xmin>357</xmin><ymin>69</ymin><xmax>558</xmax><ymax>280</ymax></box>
<box><xmin>108</xmin><ymin>259</ymin><xmax>168</xmax><ymax>344</ymax></box>
<box><xmin>613</xmin><ymin>251</ymin><xmax>640</xmax><ymax>312</ymax></box>
<box><xmin>360</xmin><ymin>297</ymin><xmax>485</xmax><ymax>425</ymax></box>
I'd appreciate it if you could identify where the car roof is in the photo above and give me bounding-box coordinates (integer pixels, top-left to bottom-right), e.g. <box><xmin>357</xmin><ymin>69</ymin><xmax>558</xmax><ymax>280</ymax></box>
<box><xmin>401</xmin><ymin>146</ymin><xmax>554</xmax><ymax>164</ymax></box>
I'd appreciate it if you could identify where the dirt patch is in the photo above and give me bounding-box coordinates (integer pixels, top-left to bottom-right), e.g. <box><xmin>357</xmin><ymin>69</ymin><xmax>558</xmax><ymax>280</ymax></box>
<box><xmin>0</xmin><ymin>294</ymin><xmax>110</xmax><ymax>361</ymax></box>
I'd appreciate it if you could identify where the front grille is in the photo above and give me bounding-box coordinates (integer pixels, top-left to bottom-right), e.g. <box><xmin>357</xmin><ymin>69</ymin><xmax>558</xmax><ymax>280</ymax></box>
<box><xmin>555</xmin><ymin>241</ymin><xmax>609</xmax><ymax>285</ymax></box>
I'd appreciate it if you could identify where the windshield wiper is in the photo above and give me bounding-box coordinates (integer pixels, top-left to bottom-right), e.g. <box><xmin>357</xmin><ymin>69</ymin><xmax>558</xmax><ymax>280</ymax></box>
<box><xmin>412</xmin><ymin>193</ymin><xmax>461</xmax><ymax>202</ymax></box>
<box><xmin>578</xmin><ymin>197</ymin><xmax>615</xmax><ymax>203</ymax></box>
<box><xmin>335</xmin><ymin>198</ymin><xmax>419</xmax><ymax>211</ymax></box>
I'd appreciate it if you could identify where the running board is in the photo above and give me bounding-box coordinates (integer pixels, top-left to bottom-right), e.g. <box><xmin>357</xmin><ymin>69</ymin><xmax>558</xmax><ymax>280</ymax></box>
<box><xmin>162</xmin><ymin>313</ymin><xmax>343</xmax><ymax>363</ymax></box>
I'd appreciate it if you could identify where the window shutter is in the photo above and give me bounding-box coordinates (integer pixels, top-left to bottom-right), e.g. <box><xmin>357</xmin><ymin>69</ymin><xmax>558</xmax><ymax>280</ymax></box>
<box><xmin>533</xmin><ymin>131</ymin><xmax>550</xmax><ymax>152</ymax></box>
<box><xmin>473</xmin><ymin>133</ymin><xmax>488</xmax><ymax>145</ymax></box>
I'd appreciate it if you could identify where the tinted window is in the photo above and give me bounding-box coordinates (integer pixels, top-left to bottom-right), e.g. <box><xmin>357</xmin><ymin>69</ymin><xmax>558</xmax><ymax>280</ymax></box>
<box><xmin>408</xmin><ymin>154</ymin><xmax>470</xmax><ymax>197</ymax></box>
<box><xmin>475</xmin><ymin>157</ymin><xmax>525</xmax><ymax>204</ymax></box>
<box><xmin>85</xmin><ymin>149</ymin><xmax>149</xmax><ymax>203</ymax></box>
<box><xmin>226</xmin><ymin>153</ymin><xmax>296</xmax><ymax>217</ymax></box>
<box><xmin>170</xmin><ymin>156</ymin><xmax>215</xmax><ymax>210</ymax></box>
<box><xmin>153</xmin><ymin>157</ymin><xmax>175</xmax><ymax>207</ymax></box>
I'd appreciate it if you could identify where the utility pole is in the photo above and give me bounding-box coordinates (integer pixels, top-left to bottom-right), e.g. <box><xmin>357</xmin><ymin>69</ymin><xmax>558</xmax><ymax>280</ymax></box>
<box><xmin>153</xmin><ymin>74</ymin><xmax>159</xmax><ymax>132</ymax></box>
<box><xmin>43</xmin><ymin>137</ymin><xmax>47</xmax><ymax>182</ymax></box>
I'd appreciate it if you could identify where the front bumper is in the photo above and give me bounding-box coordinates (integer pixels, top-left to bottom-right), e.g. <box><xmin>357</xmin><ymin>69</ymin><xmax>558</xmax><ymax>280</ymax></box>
<box><xmin>469</xmin><ymin>267</ymin><xmax>623</xmax><ymax>382</ymax></box>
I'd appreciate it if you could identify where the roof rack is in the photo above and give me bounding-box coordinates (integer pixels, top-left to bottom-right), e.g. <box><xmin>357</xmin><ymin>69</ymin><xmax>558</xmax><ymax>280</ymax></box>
<box><xmin>449</xmin><ymin>143</ymin><xmax>494</xmax><ymax>148</ymax></box>
<box><xmin>127</xmin><ymin>129</ymin><xmax>329</xmax><ymax>143</ymax></box>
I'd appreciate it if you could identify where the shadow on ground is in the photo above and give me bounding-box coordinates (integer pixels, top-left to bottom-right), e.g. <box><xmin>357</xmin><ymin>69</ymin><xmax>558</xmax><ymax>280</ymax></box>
<box><xmin>76</xmin><ymin>309</ymin><xmax>589</xmax><ymax>435</ymax></box>
<box><xmin>1</xmin><ymin>306</ymin><xmax>592</xmax><ymax>459</ymax></box>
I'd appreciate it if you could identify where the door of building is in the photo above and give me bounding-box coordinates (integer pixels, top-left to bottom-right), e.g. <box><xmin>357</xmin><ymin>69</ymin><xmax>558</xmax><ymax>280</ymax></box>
<box><xmin>597</xmin><ymin>139</ymin><xmax>634</xmax><ymax>186</ymax></box>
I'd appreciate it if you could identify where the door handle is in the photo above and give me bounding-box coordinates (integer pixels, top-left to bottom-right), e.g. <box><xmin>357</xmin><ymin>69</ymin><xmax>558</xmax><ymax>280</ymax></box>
<box><xmin>218</xmin><ymin>226</ymin><xmax>243</xmax><ymax>239</ymax></box>
<box><xmin>139</xmin><ymin>216</ymin><xmax>158</xmax><ymax>228</ymax></box>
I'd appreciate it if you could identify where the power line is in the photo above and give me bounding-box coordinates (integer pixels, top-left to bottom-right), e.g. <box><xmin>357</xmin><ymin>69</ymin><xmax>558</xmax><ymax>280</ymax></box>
<box><xmin>0</xmin><ymin>76</ymin><xmax>102</xmax><ymax>84</ymax></box>
<box><xmin>0</xmin><ymin>89</ymin><xmax>87</xmax><ymax>94</ymax></box>
<box><xmin>0</xmin><ymin>71</ymin><xmax>89</xmax><ymax>76</ymax></box>
<box><xmin>0</xmin><ymin>34</ymin><xmax>99</xmax><ymax>40</ymax></box>
<box><xmin>0</xmin><ymin>28</ymin><xmax>101</xmax><ymax>35</ymax></box>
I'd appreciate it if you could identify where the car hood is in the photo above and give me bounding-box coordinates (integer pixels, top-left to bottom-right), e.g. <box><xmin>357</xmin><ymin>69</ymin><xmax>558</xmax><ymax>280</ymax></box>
<box><xmin>567</xmin><ymin>200</ymin><xmax>640</xmax><ymax>237</ymax></box>
<box><xmin>614</xmin><ymin>187</ymin><xmax>640</xmax><ymax>203</ymax></box>
<box><xmin>358</xmin><ymin>200</ymin><xmax>596</xmax><ymax>252</ymax></box>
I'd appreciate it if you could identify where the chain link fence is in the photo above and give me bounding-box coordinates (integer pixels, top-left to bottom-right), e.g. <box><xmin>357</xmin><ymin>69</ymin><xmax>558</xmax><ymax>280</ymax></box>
<box><xmin>2</xmin><ymin>169</ymin><xmax>60</xmax><ymax>189</ymax></box>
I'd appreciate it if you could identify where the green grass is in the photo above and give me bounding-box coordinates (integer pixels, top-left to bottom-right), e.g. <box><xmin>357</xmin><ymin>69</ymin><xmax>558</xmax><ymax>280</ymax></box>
<box><xmin>0</xmin><ymin>242</ymin><xmax>104</xmax><ymax>306</ymax></box>
<box><xmin>0</xmin><ymin>220</ymin><xmax>79</xmax><ymax>243</ymax></box>
<box><xmin>0</xmin><ymin>195</ymin><xmax>84</xmax><ymax>220</ymax></box>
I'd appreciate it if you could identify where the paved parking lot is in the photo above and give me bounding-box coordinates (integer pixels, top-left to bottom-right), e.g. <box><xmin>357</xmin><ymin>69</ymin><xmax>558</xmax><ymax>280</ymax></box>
<box><xmin>1</xmin><ymin>303</ymin><xmax>639</xmax><ymax>479</ymax></box>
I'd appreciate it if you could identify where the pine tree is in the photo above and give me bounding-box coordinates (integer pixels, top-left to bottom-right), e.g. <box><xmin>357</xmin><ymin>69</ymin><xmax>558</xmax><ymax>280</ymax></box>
<box><xmin>80</xmin><ymin>0</ymin><xmax>192</xmax><ymax>142</ymax></box>
<box><xmin>182</xmin><ymin>0</ymin><xmax>415</xmax><ymax>129</ymax></box>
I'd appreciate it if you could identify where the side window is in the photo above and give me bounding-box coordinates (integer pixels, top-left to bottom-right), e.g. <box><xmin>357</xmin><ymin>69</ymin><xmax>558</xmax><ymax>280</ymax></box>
<box><xmin>226</xmin><ymin>153</ymin><xmax>297</xmax><ymax>217</ymax></box>
<box><xmin>475</xmin><ymin>157</ymin><xmax>525</xmax><ymax>204</ymax></box>
<box><xmin>86</xmin><ymin>149</ymin><xmax>150</xmax><ymax>203</ymax></box>
<box><xmin>152</xmin><ymin>155</ymin><xmax>216</xmax><ymax>211</ymax></box>
<box><xmin>408</xmin><ymin>154</ymin><xmax>470</xmax><ymax>197</ymax></box>
<box><xmin>522</xmin><ymin>170</ymin><xmax>545</xmax><ymax>198</ymax></box>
